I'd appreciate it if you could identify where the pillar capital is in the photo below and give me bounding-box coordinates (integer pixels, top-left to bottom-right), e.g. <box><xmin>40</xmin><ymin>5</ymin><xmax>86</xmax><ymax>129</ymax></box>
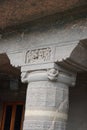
<box><xmin>21</xmin><ymin>62</ymin><xmax>76</xmax><ymax>87</ymax></box>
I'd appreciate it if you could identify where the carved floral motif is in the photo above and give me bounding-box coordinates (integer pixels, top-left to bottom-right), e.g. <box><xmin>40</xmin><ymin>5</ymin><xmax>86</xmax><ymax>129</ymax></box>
<box><xmin>25</xmin><ymin>47</ymin><xmax>51</xmax><ymax>63</ymax></box>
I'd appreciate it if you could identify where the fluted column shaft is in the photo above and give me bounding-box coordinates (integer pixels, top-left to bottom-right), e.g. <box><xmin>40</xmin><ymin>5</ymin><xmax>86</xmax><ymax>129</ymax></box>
<box><xmin>21</xmin><ymin>68</ymin><xmax>75</xmax><ymax>130</ymax></box>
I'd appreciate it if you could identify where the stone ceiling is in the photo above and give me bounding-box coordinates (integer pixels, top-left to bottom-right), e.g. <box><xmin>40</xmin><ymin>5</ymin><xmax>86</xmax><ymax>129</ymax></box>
<box><xmin>0</xmin><ymin>0</ymin><xmax>87</xmax><ymax>29</ymax></box>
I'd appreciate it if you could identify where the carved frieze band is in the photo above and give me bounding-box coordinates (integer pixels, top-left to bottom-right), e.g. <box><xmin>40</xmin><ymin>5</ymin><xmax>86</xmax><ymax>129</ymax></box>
<box><xmin>25</xmin><ymin>47</ymin><xmax>51</xmax><ymax>64</ymax></box>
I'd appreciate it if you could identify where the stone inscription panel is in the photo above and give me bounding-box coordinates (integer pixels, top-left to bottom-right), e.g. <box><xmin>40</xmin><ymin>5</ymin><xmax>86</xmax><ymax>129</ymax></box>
<box><xmin>25</xmin><ymin>47</ymin><xmax>51</xmax><ymax>63</ymax></box>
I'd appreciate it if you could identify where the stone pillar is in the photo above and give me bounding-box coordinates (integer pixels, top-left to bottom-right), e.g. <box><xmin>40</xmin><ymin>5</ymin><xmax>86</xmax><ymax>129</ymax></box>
<box><xmin>21</xmin><ymin>65</ymin><xmax>75</xmax><ymax>130</ymax></box>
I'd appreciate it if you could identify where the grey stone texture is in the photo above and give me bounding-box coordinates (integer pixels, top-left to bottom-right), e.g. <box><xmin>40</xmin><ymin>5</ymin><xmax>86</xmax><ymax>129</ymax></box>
<box><xmin>23</xmin><ymin>81</ymin><xmax>69</xmax><ymax>130</ymax></box>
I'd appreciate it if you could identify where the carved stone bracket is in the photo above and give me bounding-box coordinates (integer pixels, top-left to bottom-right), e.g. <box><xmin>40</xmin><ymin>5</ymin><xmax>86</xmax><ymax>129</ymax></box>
<box><xmin>7</xmin><ymin>39</ymin><xmax>87</xmax><ymax>73</ymax></box>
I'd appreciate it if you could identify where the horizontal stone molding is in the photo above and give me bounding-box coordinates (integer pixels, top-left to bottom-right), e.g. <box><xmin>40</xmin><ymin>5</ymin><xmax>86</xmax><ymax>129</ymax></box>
<box><xmin>25</xmin><ymin>110</ymin><xmax>68</xmax><ymax>120</ymax></box>
<box><xmin>21</xmin><ymin>64</ymin><xmax>76</xmax><ymax>86</ymax></box>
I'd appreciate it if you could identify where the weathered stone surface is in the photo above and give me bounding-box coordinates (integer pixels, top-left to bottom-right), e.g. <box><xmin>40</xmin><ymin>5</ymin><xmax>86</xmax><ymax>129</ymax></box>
<box><xmin>23</xmin><ymin>81</ymin><xmax>69</xmax><ymax>130</ymax></box>
<box><xmin>25</xmin><ymin>81</ymin><xmax>68</xmax><ymax>109</ymax></box>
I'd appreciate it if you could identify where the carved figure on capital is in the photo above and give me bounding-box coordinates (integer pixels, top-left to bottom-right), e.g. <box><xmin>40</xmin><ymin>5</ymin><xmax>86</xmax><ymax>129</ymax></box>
<box><xmin>47</xmin><ymin>68</ymin><xmax>59</xmax><ymax>81</ymax></box>
<box><xmin>25</xmin><ymin>47</ymin><xmax>51</xmax><ymax>63</ymax></box>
